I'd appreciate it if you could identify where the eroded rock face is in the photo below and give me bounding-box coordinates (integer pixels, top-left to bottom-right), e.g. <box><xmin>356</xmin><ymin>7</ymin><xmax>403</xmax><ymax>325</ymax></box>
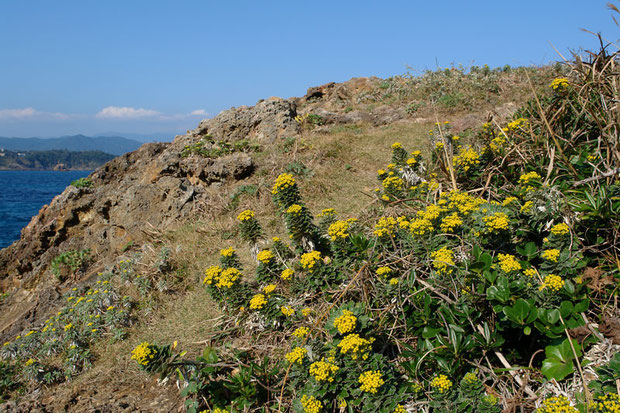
<box><xmin>0</xmin><ymin>143</ymin><xmax>255</xmax><ymax>342</ymax></box>
<box><xmin>190</xmin><ymin>97</ymin><xmax>300</xmax><ymax>143</ymax></box>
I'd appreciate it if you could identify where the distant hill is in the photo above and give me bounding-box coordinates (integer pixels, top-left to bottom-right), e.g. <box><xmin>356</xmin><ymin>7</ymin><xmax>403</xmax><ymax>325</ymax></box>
<box><xmin>0</xmin><ymin>135</ymin><xmax>142</xmax><ymax>156</ymax></box>
<box><xmin>0</xmin><ymin>149</ymin><xmax>115</xmax><ymax>170</ymax></box>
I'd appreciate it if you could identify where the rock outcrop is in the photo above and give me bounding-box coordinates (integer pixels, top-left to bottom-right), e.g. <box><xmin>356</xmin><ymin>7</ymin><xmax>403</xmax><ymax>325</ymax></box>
<box><xmin>0</xmin><ymin>96</ymin><xmax>301</xmax><ymax>343</ymax></box>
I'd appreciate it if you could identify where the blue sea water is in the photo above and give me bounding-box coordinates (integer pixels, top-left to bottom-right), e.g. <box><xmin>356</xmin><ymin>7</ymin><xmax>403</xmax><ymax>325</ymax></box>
<box><xmin>0</xmin><ymin>170</ymin><xmax>91</xmax><ymax>249</ymax></box>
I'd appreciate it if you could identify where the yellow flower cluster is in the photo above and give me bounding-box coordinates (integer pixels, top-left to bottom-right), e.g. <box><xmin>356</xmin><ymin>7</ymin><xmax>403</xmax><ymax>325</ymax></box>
<box><xmin>440</xmin><ymin>212</ymin><xmax>462</xmax><ymax>233</ymax></box>
<box><xmin>519</xmin><ymin>171</ymin><xmax>541</xmax><ymax>186</ymax></box>
<box><xmin>435</xmin><ymin>142</ymin><xmax>444</xmax><ymax>150</ymax></box>
<box><xmin>203</xmin><ymin>265</ymin><xmax>222</xmax><ymax>285</ymax></box>
<box><xmin>382</xmin><ymin>176</ymin><xmax>404</xmax><ymax>192</ymax></box>
<box><xmin>550</xmin><ymin>78</ymin><xmax>570</xmax><ymax>91</ymax></box>
<box><xmin>292</xmin><ymin>327</ymin><xmax>309</xmax><ymax>338</ymax></box>
<box><xmin>301</xmin><ymin>395</ymin><xmax>322</xmax><ymax>413</ymax></box>
<box><xmin>503</xmin><ymin>196</ymin><xmax>518</xmax><ymax>206</ymax></box>
<box><xmin>309</xmin><ymin>359</ymin><xmax>340</xmax><ymax>382</ymax></box>
<box><xmin>430</xmin><ymin>374</ymin><xmax>453</xmax><ymax>393</ymax></box>
<box><xmin>64</xmin><ymin>323</ymin><xmax>73</xmax><ymax>331</ymax></box>
<box><xmin>397</xmin><ymin>216</ymin><xmax>410</xmax><ymax>229</ymax></box>
<box><xmin>542</xmin><ymin>249</ymin><xmax>560</xmax><ymax>262</ymax></box>
<box><xmin>393</xmin><ymin>404</ymin><xmax>406</xmax><ymax>413</ymax></box>
<box><xmin>263</xmin><ymin>284</ymin><xmax>276</xmax><ymax>295</ymax></box>
<box><xmin>391</xmin><ymin>142</ymin><xmax>402</xmax><ymax>149</ymax></box>
<box><xmin>301</xmin><ymin>308</ymin><xmax>312</xmax><ymax>317</ymax></box>
<box><xmin>410</xmin><ymin>217</ymin><xmax>434</xmax><ymax>236</ymax></box>
<box><xmin>237</xmin><ymin>209</ymin><xmax>255</xmax><ymax>221</ymax></box>
<box><xmin>281</xmin><ymin>268</ymin><xmax>294</xmax><ymax>280</ymax></box>
<box><xmin>497</xmin><ymin>253</ymin><xmax>522</xmax><ymax>273</ymax></box>
<box><xmin>376</xmin><ymin>266</ymin><xmax>392</xmax><ymax>277</ymax></box>
<box><xmin>257</xmin><ymin>249</ymin><xmax>274</xmax><ymax>264</ymax></box>
<box><xmin>217</xmin><ymin>268</ymin><xmax>240</xmax><ymax>289</ymax></box>
<box><xmin>484</xmin><ymin>212</ymin><xmax>510</xmax><ymax>233</ymax></box>
<box><xmin>539</xmin><ymin>274</ymin><xmax>564</xmax><ymax>292</ymax></box>
<box><xmin>535</xmin><ymin>395</ymin><xmax>577</xmax><ymax>413</ymax></box>
<box><xmin>588</xmin><ymin>393</ymin><xmax>620</xmax><ymax>413</ymax></box>
<box><xmin>507</xmin><ymin>118</ymin><xmax>528</xmax><ymax>132</ymax></box>
<box><xmin>272</xmin><ymin>173</ymin><xmax>296</xmax><ymax>194</ymax></box>
<box><xmin>300</xmin><ymin>251</ymin><xmax>322</xmax><ymax>270</ymax></box>
<box><xmin>317</xmin><ymin>208</ymin><xmax>336</xmax><ymax>218</ymax></box>
<box><xmin>389</xmin><ymin>278</ymin><xmax>399</xmax><ymax>285</ymax></box>
<box><xmin>446</xmin><ymin>191</ymin><xmax>485</xmax><ymax>215</ymax></box>
<box><xmin>337</xmin><ymin>334</ymin><xmax>374</xmax><ymax>360</ymax></box>
<box><xmin>358</xmin><ymin>370</ymin><xmax>384</xmax><ymax>394</ymax></box>
<box><xmin>220</xmin><ymin>247</ymin><xmax>235</xmax><ymax>257</ymax></box>
<box><xmin>488</xmin><ymin>135</ymin><xmax>506</xmax><ymax>152</ymax></box>
<box><xmin>550</xmin><ymin>223</ymin><xmax>569</xmax><ymax>236</ymax></box>
<box><xmin>524</xmin><ymin>268</ymin><xmax>537</xmax><ymax>278</ymax></box>
<box><xmin>453</xmin><ymin>147</ymin><xmax>480</xmax><ymax>172</ymax></box>
<box><xmin>286</xmin><ymin>204</ymin><xmax>303</xmax><ymax>215</ymax></box>
<box><xmin>285</xmin><ymin>346</ymin><xmax>307</xmax><ymax>364</ymax></box>
<box><xmin>521</xmin><ymin>201</ymin><xmax>534</xmax><ymax>214</ymax></box>
<box><xmin>131</xmin><ymin>342</ymin><xmax>157</xmax><ymax>366</ymax></box>
<box><xmin>334</xmin><ymin>309</ymin><xmax>357</xmax><ymax>334</ymax></box>
<box><xmin>463</xmin><ymin>372</ymin><xmax>478</xmax><ymax>384</ymax></box>
<box><xmin>281</xmin><ymin>306</ymin><xmax>295</xmax><ymax>317</ymax></box>
<box><xmin>431</xmin><ymin>247</ymin><xmax>455</xmax><ymax>275</ymax></box>
<box><xmin>374</xmin><ymin>216</ymin><xmax>398</xmax><ymax>238</ymax></box>
<box><xmin>249</xmin><ymin>293</ymin><xmax>267</xmax><ymax>310</ymax></box>
<box><xmin>328</xmin><ymin>220</ymin><xmax>350</xmax><ymax>241</ymax></box>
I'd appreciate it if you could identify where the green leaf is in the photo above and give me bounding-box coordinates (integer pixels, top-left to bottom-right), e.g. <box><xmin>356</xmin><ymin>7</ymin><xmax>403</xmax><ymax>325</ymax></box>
<box><xmin>574</xmin><ymin>299</ymin><xmax>589</xmax><ymax>313</ymax></box>
<box><xmin>503</xmin><ymin>299</ymin><xmax>531</xmax><ymax>325</ymax></box>
<box><xmin>524</xmin><ymin>326</ymin><xmax>532</xmax><ymax>335</ymax></box>
<box><xmin>559</xmin><ymin>301</ymin><xmax>574</xmax><ymax>318</ymax></box>
<box><xmin>541</xmin><ymin>339</ymin><xmax>582</xmax><ymax>380</ymax></box>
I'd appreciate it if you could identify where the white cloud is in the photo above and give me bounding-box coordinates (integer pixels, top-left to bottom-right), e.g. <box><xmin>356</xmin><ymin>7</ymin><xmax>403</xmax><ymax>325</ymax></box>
<box><xmin>190</xmin><ymin>109</ymin><xmax>209</xmax><ymax>116</ymax></box>
<box><xmin>0</xmin><ymin>107</ymin><xmax>73</xmax><ymax>121</ymax></box>
<box><xmin>96</xmin><ymin>106</ymin><xmax>161</xmax><ymax>119</ymax></box>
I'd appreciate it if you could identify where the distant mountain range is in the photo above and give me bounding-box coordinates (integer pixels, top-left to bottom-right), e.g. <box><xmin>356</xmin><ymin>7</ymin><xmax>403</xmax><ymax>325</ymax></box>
<box><xmin>0</xmin><ymin>135</ymin><xmax>144</xmax><ymax>156</ymax></box>
<box><xmin>0</xmin><ymin>149</ymin><xmax>115</xmax><ymax>171</ymax></box>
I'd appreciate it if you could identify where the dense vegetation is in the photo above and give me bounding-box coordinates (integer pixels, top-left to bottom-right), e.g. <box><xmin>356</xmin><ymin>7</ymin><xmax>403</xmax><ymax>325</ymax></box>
<box><xmin>0</xmin><ymin>149</ymin><xmax>114</xmax><ymax>170</ymax></box>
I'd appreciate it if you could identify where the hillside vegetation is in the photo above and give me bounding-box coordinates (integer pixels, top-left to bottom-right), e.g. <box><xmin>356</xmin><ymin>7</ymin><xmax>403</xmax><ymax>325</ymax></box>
<box><xmin>0</xmin><ymin>43</ymin><xmax>619</xmax><ymax>413</ymax></box>
<box><xmin>0</xmin><ymin>149</ymin><xmax>115</xmax><ymax>170</ymax></box>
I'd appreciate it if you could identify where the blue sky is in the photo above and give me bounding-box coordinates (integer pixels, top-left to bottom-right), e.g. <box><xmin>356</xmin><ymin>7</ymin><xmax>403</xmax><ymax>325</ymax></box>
<box><xmin>0</xmin><ymin>0</ymin><xmax>618</xmax><ymax>138</ymax></box>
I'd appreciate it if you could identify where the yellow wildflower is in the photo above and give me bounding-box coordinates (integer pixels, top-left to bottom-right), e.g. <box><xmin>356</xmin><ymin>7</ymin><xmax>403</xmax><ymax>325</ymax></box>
<box><xmin>334</xmin><ymin>310</ymin><xmax>356</xmax><ymax>334</ymax></box>
<box><xmin>285</xmin><ymin>346</ymin><xmax>307</xmax><ymax>364</ymax></box>
<box><xmin>358</xmin><ymin>370</ymin><xmax>384</xmax><ymax>394</ymax></box>
<box><xmin>542</xmin><ymin>249</ymin><xmax>560</xmax><ymax>262</ymax></box>
<box><xmin>309</xmin><ymin>359</ymin><xmax>339</xmax><ymax>382</ymax></box>
<box><xmin>539</xmin><ymin>274</ymin><xmax>564</xmax><ymax>292</ymax></box>
<box><xmin>281</xmin><ymin>268</ymin><xmax>294</xmax><ymax>281</ymax></box>
<box><xmin>249</xmin><ymin>294</ymin><xmax>267</xmax><ymax>310</ymax></box>
<box><xmin>430</xmin><ymin>374</ymin><xmax>453</xmax><ymax>393</ymax></box>
<box><xmin>328</xmin><ymin>220</ymin><xmax>350</xmax><ymax>241</ymax></box>
<box><xmin>272</xmin><ymin>173</ymin><xmax>296</xmax><ymax>194</ymax></box>
<box><xmin>292</xmin><ymin>327</ymin><xmax>309</xmax><ymax>338</ymax></box>
<box><xmin>550</xmin><ymin>223</ymin><xmax>569</xmax><ymax>236</ymax></box>
<box><xmin>497</xmin><ymin>253</ymin><xmax>521</xmax><ymax>273</ymax></box>
<box><xmin>281</xmin><ymin>306</ymin><xmax>295</xmax><ymax>317</ymax></box>
<box><xmin>300</xmin><ymin>251</ymin><xmax>322</xmax><ymax>271</ymax></box>
<box><xmin>237</xmin><ymin>209</ymin><xmax>255</xmax><ymax>221</ymax></box>
<box><xmin>257</xmin><ymin>249</ymin><xmax>274</xmax><ymax>264</ymax></box>
<box><xmin>300</xmin><ymin>395</ymin><xmax>322</xmax><ymax>413</ymax></box>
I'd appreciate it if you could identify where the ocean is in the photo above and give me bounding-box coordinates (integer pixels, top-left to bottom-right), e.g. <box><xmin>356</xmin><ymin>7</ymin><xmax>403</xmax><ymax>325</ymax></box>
<box><xmin>0</xmin><ymin>170</ymin><xmax>91</xmax><ymax>249</ymax></box>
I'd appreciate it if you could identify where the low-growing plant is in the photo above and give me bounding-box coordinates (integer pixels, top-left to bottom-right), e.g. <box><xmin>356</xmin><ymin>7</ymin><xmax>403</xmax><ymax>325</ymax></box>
<box><xmin>50</xmin><ymin>249</ymin><xmax>91</xmax><ymax>281</ymax></box>
<box><xmin>70</xmin><ymin>177</ymin><xmax>93</xmax><ymax>188</ymax></box>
